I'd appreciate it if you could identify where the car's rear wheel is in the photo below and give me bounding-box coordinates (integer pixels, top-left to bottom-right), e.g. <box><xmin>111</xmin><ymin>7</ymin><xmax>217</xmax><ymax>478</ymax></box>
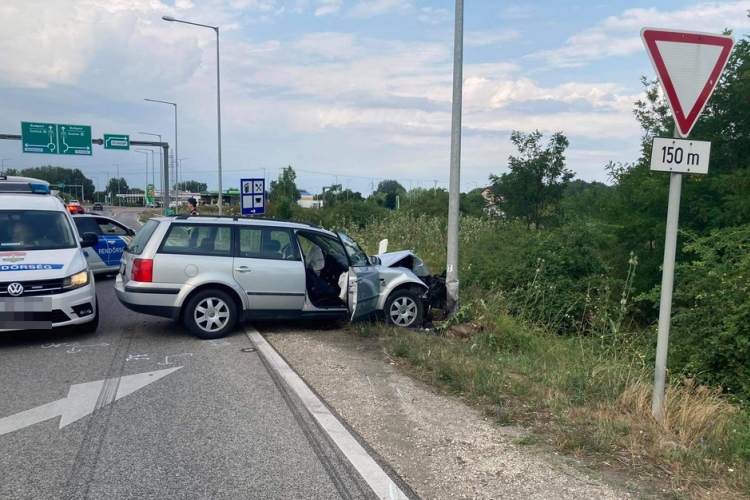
<box><xmin>183</xmin><ymin>289</ymin><xmax>237</xmax><ymax>339</ymax></box>
<box><xmin>384</xmin><ymin>289</ymin><xmax>423</xmax><ymax>328</ymax></box>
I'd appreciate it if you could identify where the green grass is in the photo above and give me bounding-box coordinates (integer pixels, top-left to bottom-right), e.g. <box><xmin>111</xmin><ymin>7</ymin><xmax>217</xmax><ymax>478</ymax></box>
<box><xmin>358</xmin><ymin>301</ymin><xmax>750</xmax><ymax>499</ymax></box>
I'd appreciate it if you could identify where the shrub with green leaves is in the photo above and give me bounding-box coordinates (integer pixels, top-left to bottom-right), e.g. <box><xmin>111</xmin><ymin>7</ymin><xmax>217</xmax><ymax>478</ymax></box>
<box><xmin>664</xmin><ymin>225</ymin><xmax>750</xmax><ymax>398</ymax></box>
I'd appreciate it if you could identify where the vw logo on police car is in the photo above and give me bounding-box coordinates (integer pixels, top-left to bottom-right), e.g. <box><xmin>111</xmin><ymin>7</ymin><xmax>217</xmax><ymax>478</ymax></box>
<box><xmin>7</xmin><ymin>283</ymin><xmax>24</xmax><ymax>297</ymax></box>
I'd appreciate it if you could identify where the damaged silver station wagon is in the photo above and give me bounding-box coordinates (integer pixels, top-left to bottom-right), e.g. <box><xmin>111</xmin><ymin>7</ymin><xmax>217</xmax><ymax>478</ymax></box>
<box><xmin>115</xmin><ymin>215</ymin><xmax>444</xmax><ymax>339</ymax></box>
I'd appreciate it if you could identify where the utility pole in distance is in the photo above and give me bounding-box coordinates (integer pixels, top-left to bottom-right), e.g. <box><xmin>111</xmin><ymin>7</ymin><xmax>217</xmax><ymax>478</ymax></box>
<box><xmin>446</xmin><ymin>0</ymin><xmax>464</xmax><ymax>316</ymax></box>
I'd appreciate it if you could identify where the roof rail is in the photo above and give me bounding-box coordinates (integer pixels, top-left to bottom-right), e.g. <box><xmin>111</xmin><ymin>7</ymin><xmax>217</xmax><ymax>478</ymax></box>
<box><xmin>172</xmin><ymin>214</ymin><xmax>320</xmax><ymax>229</ymax></box>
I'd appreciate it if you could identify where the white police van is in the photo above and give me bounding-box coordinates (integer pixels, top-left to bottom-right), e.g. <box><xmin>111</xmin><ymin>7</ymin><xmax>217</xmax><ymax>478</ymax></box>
<box><xmin>0</xmin><ymin>176</ymin><xmax>100</xmax><ymax>332</ymax></box>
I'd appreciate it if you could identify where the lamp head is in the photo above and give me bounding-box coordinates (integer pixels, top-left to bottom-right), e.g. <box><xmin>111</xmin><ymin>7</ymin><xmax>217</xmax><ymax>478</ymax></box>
<box><xmin>162</xmin><ymin>15</ymin><xmax>176</xmax><ymax>22</ymax></box>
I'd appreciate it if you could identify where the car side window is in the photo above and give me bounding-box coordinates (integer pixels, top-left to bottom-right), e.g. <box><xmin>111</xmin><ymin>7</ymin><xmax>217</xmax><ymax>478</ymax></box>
<box><xmin>96</xmin><ymin>218</ymin><xmax>128</xmax><ymax>236</ymax></box>
<box><xmin>74</xmin><ymin>217</ymin><xmax>103</xmax><ymax>236</ymax></box>
<box><xmin>339</xmin><ymin>233</ymin><xmax>370</xmax><ymax>267</ymax></box>
<box><xmin>238</xmin><ymin>227</ymin><xmax>297</xmax><ymax>260</ymax></box>
<box><xmin>159</xmin><ymin>224</ymin><xmax>232</xmax><ymax>256</ymax></box>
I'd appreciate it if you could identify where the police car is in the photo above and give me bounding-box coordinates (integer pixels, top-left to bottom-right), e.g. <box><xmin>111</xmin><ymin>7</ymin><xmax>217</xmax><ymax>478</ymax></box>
<box><xmin>0</xmin><ymin>176</ymin><xmax>100</xmax><ymax>332</ymax></box>
<box><xmin>72</xmin><ymin>214</ymin><xmax>136</xmax><ymax>274</ymax></box>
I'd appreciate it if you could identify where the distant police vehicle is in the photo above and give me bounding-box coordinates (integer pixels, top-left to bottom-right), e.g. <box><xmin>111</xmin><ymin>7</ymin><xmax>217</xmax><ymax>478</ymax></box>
<box><xmin>72</xmin><ymin>214</ymin><xmax>136</xmax><ymax>274</ymax></box>
<box><xmin>0</xmin><ymin>176</ymin><xmax>100</xmax><ymax>332</ymax></box>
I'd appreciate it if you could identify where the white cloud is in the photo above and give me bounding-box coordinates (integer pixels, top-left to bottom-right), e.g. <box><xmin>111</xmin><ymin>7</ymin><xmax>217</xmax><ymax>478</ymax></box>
<box><xmin>531</xmin><ymin>1</ymin><xmax>750</xmax><ymax>67</ymax></box>
<box><xmin>498</xmin><ymin>4</ymin><xmax>536</xmax><ymax>19</ymax></box>
<box><xmin>315</xmin><ymin>0</ymin><xmax>342</xmax><ymax>16</ymax></box>
<box><xmin>418</xmin><ymin>7</ymin><xmax>450</xmax><ymax>24</ymax></box>
<box><xmin>347</xmin><ymin>0</ymin><xmax>414</xmax><ymax>19</ymax></box>
<box><xmin>465</xmin><ymin>30</ymin><xmax>521</xmax><ymax>47</ymax></box>
<box><xmin>0</xmin><ymin>0</ymin><xmax>644</xmax><ymax>187</ymax></box>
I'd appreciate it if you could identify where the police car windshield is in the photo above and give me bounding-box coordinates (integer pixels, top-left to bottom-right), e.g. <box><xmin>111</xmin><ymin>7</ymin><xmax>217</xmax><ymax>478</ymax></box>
<box><xmin>0</xmin><ymin>211</ymin><xmax>77</xmax><ymax>251</ymax></box>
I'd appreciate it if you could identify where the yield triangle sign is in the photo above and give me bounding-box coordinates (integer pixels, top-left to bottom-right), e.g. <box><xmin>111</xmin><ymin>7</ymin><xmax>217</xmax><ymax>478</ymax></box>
<box><xmin>641</xmin><ymin>28</ymin><xmax>735</xmax><ymax>137</ymax></box>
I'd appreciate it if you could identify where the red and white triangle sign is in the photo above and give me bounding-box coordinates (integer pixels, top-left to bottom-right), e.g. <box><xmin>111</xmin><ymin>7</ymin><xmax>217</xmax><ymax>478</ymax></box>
<box><xmin>641</xmin><ymin>28</ymin><xmax>735</xmax><ymax>138</ymax></box>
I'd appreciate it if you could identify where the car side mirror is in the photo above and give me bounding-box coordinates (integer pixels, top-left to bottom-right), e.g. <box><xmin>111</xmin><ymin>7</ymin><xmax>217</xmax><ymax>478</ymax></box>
<box><xmin>81</xmin><ymin>232</ymin><xmax>99</xmax><ymax>248</ymax></box>
<box><xmin>128</xmin><ymin>228</ymin><xmax>136</xmax><ymax>236</ymax></box>
<box><xmin>370</xmin><ymin>256</ymin><xmax>381</xmax><ymax>266</ymax></box>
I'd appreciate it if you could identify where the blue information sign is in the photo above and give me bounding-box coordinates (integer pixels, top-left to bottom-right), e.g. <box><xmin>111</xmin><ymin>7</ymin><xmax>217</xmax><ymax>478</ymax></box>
<box><xmin>241</xmin><ymin>178</ymin><xmax>265</xmax><ymax>215</ymax></box>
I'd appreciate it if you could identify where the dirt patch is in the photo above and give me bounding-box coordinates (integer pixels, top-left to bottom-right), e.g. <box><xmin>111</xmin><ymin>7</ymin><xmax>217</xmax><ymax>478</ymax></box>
<box><xmin>262</xmin><ymin>324</ymin><xmax>647</xmax><ymax>500</ymax></box>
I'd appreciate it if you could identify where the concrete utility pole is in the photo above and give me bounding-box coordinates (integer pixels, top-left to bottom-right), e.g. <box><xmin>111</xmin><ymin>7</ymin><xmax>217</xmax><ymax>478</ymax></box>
<box><xmin>446</xmin><ymin>0</ymin><xmax>464</xmax><ymax>316</ymax></box>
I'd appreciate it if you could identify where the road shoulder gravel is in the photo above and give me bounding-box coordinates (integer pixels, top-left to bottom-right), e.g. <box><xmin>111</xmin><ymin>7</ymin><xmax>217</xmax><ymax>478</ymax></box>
<box><xmin>264</xmin><ymin>327</ymin><xmax>638</xmax><ymax>500</ymax></box>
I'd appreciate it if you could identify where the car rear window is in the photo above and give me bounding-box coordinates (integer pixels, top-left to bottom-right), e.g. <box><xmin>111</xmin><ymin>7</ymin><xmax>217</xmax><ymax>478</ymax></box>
<box><xmin>128</xmin><ymin>219</ymin><xmax>160</xmax><ymax>256</ymax></box>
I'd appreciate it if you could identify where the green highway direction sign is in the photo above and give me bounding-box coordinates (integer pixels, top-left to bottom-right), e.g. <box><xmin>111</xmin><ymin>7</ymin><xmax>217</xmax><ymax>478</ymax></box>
<box><xmin>59</xmin><ymin>124</ymin><xmax>91</xmax><ymax>155</ymax></box>
<box><xmin>104</xmin><ymin>134</ymin><xmax>130</xmax><ymax>150</ymax></box>
<box><xmin>58</xmin><ymin>183</ymin><xmax>65</xmax><ymax>188</ymax></box>
<box><xmin>21</xmin><ymin>122</ymin><xmax>57</xmax><ymax>154</ymax></box>
<box><xmin>21</xmin><ymin>122</ymin><xmax>92</xmax><ymax>156</ymax></box>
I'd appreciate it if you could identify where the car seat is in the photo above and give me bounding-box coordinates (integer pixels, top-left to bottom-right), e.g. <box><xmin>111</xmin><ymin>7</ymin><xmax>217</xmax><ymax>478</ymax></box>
<box><xmin>263</xmin><ymin>239</ymin><xmax>281</xmax><ymax>257</ymax></box>
<box><xmin>199</xmin><ymin>237</ymin><xmax>215</xmax><ymax>253</ymax></box>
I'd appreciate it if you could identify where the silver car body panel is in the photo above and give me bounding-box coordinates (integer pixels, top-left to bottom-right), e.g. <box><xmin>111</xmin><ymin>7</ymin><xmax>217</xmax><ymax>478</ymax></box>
<box><xmin>375</xmin><ymin>250</ymin><xmax>430</xmax><ymax>277</ymax></box>
<box><xmin>233</xmin><ymin>256</ymin><xmax>306</xmax><ymax>311</ymax></box>
<box><xmin>373</xmin><ymin>266</ymin><xmax>428</xmax><ymax>311</ymax></box>
<box><xmin>116</xmin><ymin>216</ymin><xmax>428</xmax><ymax>325</ymax></box>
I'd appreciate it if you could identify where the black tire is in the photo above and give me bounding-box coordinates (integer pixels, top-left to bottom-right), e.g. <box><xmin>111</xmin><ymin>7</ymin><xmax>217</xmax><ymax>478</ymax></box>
<box><xmin>80</xmin><ymin>301</ymin><xmax>99</xmax><ymax>333</ymax></box>
<box><xmin>183</xmin><ymin>289</ymin><xmax>237</xmax><ymax>339</ymax></box>
<box><xmin>384</xmin><ymin>289</ymin><xmax>423</xmax><ymax>328</ymax></box>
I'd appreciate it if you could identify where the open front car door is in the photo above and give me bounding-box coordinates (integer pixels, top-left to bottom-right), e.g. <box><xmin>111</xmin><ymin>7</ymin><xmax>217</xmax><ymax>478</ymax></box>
<box><xmin>339</xmin><ymin>233</ymin><xmax>379</xmax><ymax>321</ymax></box>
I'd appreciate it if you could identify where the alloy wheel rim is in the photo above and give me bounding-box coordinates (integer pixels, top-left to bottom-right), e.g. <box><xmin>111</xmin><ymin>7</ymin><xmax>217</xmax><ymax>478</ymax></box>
<box><xmin>389</xmin><ymin>296</ymin><xmax>417</xmax><ymax>326</ymax></box>
<box><xmin>194</xmin><ymin>297</ymin><xmax>230</xmax><ymax>332</ymax></box>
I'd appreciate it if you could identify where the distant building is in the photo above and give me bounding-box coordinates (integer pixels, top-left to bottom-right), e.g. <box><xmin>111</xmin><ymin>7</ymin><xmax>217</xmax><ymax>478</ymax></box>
<box><xmin>297</xmin><ymin>190</ymin><xmax>323</xmax><ymax>209</ymax></box>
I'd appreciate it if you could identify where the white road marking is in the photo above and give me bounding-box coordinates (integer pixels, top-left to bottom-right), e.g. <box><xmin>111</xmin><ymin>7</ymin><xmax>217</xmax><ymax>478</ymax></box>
<box><xmin>245</xmin><ymin>326</ymin><xmax>409</xmax><ymax>500</ymax></box>
<box><xmin>0</xmin><ymin>367</ymin><xmax>181</xmax><ymax>436</ymax></box>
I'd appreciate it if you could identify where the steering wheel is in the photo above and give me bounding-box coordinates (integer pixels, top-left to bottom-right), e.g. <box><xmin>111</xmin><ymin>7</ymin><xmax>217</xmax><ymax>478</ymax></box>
<box><xmin>281</xmin><ymin>244</ymin><xmax>293</xmax><ymax>260</ymax></box>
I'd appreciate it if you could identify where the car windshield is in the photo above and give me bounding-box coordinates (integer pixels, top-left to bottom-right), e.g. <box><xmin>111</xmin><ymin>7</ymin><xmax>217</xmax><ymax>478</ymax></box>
<box><xmin>0</xmin><ymin>210</ymin><xmax>77</xmax><ymax>251</ymax></box>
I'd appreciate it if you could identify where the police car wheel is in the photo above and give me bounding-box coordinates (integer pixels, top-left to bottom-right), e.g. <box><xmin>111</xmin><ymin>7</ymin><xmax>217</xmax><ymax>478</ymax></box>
<box><xmin>80</xmin><ymin>302</ymin><xmax>100</xmax><ymax>333</ymax></box>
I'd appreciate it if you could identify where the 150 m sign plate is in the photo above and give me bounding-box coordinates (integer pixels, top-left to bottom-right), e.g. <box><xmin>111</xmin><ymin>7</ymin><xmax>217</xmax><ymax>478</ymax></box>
<box><xmin>650</xmin><ymin>137</ymin><xmax>711</xmax><ymax>175</ymax></box>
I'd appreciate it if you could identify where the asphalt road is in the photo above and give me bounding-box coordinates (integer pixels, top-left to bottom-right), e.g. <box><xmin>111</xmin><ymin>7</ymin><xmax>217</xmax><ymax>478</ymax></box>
<box><xmin>0</xmin><ymin>208</ymin><xmax>410</xmax><ymax>500</ymax></box>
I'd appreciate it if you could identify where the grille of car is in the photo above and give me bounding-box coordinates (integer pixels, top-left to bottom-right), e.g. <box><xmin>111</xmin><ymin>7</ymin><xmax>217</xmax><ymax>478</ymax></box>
<box><xmin>0</xmin><ymin>278</ymin><xmax>66</xmax><ymax>297</ymax></box>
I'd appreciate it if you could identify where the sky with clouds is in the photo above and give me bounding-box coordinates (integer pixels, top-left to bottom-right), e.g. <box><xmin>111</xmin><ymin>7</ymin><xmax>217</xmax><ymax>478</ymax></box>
<box><xmin>1</xmin><ymin>0</ymin><xmax>749</xmax><ymax>196</ymax></box>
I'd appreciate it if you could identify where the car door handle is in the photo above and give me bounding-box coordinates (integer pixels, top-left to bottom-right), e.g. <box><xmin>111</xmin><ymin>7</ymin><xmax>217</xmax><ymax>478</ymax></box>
<box><xmin>235</xmin><ymin>267</ymin><xmax>251</xmax><ymax>273</ymax></box>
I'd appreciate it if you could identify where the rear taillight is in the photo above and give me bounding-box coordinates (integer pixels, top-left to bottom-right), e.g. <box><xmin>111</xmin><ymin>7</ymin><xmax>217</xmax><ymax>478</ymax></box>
<box><xmin>131</xmin><ymin>259</ymin><xmax>153</xmax><ymax>282</ymax></box>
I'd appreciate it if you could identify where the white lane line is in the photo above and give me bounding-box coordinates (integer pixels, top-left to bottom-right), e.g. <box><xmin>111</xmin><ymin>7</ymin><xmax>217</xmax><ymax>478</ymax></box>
<box><xmin>245</xmin><ymin>326</ymin><xmax>409</xmax><ymax>500</ymax></box>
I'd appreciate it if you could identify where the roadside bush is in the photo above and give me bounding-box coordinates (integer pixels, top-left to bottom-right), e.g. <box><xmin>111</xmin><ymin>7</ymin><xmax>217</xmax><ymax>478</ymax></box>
<box><xmin>654</xmin><ymin>225</ymin><xmax>750</xmax><ymax>399</ymax></box>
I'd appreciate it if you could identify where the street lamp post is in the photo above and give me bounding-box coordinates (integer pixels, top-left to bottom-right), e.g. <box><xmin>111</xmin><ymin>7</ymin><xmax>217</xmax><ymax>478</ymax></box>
<box><xmin>114</xmin><ymin>164</ymin><xmax>121</xmax><ymax>205</ymax></box>
<box><xmin>139</xmin><ymin>132</ymin><xmax>161</xmax><ymax>188</ymax></box>
<box><xmin>1</xmin><ymin>159</ymin><xmax>10</xmax><ymax>172</ymax></box>
<box><xmin>144</xmin><ymin>100</ymin><xmax>178</xmax><ymax>196</ymax></box>
<box><xmin>136</xmin><ymin>148</ymin><xmax>155</xmax><ymax>192</ymax></box>
<box><xmin>135</xmin><ymin>150</ymin><xmax>149</xmax><ymax>206</ymax></box>
<box><xmin>178</xmin><ymin>158</ymin><xmax>189</xmax><ymax>194</ymax></box>
<box><xmin>162</xmin><ymin>14</ymin><xmax>222</xmax><ymax>215</ymax></box>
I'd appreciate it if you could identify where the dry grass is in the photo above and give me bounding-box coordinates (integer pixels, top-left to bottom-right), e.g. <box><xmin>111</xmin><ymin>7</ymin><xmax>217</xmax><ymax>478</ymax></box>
<box><xmin>363</xmin><ymin>315</ymin><xmax>750</xmax><ymax>499</ymax></box>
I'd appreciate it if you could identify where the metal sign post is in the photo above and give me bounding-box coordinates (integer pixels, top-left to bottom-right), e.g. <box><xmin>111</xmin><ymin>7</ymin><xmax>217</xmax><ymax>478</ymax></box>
<box><xmin>641</xmin><ymin>28</ymin><xmax>734</xmax><ymax>420</ymax></box>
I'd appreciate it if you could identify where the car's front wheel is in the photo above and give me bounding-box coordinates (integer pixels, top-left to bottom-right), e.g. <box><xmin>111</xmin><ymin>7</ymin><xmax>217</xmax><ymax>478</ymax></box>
<box><xmin>183</xmin><ymin>289</ymin><xmax>237</xmax><ymax>339</ymax></box>
<box><xmin>384</xmin><ymin>289</ymin><xmax>423</xmax><ymax>328</ymax></box>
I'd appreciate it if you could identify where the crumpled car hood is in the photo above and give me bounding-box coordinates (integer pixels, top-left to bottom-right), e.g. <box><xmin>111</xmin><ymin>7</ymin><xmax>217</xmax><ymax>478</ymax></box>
<box><xmin>375</xmin><ymin>250</ymin><xmax>430</xmax><ymax>277</ymax></box>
